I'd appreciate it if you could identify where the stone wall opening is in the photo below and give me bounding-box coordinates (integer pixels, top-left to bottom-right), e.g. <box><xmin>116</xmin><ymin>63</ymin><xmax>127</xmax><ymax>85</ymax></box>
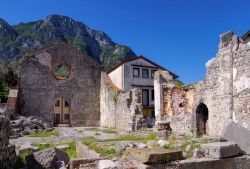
<box><xmin>196</xmin><ymin>103</ymin><xmax>208</xmax><ymax>135</ymax></box>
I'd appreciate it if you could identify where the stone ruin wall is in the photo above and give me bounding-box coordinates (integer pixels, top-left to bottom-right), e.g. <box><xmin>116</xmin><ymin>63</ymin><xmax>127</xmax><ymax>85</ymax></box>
<box><xmin>0</xmin><ymin>115</ymin><xmax>17</xmax><ymax>169</ymax></box>
<box><xmin>157</xmin><ymin>31</ymin><xmax>250</xmax><ymax>138</ymax></box>
<box><xmin>100</xmin><ymin>72</ymin><xmax>144</xmax><ymax>132</ymax></box>
<box><xmin>162</xmin><ymin>85</ymin><xmax>196</xmax><ymax>135</ymax></box>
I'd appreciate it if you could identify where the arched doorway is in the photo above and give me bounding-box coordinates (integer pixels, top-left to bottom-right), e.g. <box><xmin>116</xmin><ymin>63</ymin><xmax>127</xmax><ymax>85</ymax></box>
<box><xmin>196</xmin><ymin>103</ymin><xmax>208</xmax><ymax>135</ymax></box>
<box><xmin>54</xmin><ymin>97</ymin><xmax>70</xmax><ymax>126</ymax></box>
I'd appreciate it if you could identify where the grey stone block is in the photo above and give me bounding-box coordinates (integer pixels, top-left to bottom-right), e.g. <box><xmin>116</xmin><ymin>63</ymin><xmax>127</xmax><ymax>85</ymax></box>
<box><xmin>26</xmin><ymin>148</ymin><xmax>69</xmax><ymax>169</ymax></box>
<box><xmin>221</xmin><ymin>120</ymin><xmax>250</xmax><ymax>155</ymax></box>
<box><xmin>128</xmin><ymin>148</ymin><xmax>184</xmax><ymax>164</ymax></box>
<box><xmin>201</xmin><ymin>141</ymin><xmax>242</xmax><ymax>159</ymax></box>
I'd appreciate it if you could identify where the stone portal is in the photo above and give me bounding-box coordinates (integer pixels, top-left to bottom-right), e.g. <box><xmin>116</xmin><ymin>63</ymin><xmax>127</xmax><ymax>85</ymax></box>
<box><xmin>196</xmin><ymin>103</ymin><xmax>208</xmax><ymax>135</ymax></box>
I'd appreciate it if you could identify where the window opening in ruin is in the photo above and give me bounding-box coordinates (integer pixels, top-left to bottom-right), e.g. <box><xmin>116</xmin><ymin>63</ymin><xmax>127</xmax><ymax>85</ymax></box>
<box><xmin>65</xmin><ymin>100</ymin><xmax>69</xmax><ymax>107</ymax></box>
<box><xmin>55</xmin><ymin>100</ymin><xmax>60</xmax><ymax>107</ymax></box>
<box><xmin>133</xmin><ymin>68</ymin><xmax>140</xmax><ymax>77</ymax></box>
<box><xmin>142</xmin><ymin>69</ymin><xmax>149</xmax><ymax>78</ymax></box>
<box><xmin>142</xmin><ymin>89</ymin><xmax>149</xmax><ymax>106</ymax></box>
<box><xmin>54</xmin><ymin>64</ymin><xmax>71</xmax><ymax>80</ymax></box>
<box><xmin>196</xmin><ymin>103</ymin><xmax>208</xmax><ymax>135</ymax></box>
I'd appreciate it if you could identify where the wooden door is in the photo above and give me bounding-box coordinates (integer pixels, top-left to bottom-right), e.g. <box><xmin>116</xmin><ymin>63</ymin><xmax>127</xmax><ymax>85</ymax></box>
<box><xmin>54</xmin><ymin>97</ymin><xmax>70</xmax><ymax>125</ymax></box>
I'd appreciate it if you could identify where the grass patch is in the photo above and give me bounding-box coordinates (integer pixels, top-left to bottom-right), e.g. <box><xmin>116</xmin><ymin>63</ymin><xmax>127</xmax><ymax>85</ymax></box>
<box><xmin>102</xmin><ymin>128</ymin><xmax>118</xmax><ymax>134</ymax></box>
<box><xmin>107</xmin><ymin>133</ymin><xmax>156</xmax><ymax>143</ymax></box>
<box><xmin>84</xmin><ymin>127</ymin><xmax>100</xmax><ymax>131</ymax></box>
<box><xmin>14</xmin><ymin>150</ymin><xmax>33</xmax><ymax>169</ymax></box>
<box><xmin>34</xmin><ymin>141</ymin><xmax>77</xmax><ymax>159</ymax></box>
<box><xmin>29</xmin><ymin>131</ymin><xmax>58</xmax><ymax>137</ymax></box>
<box><xmin>63</xmin><ymin>142</ymin><xmax>77</xmax><ymax>158</ymax></box>
<box><xmin>81</xmin><ymin>133</ymin><xmax>156</xmax><ymax>159</ymax></box>
<box><xmin>82</xmin><ymin>137</ymin><xmax>118</xmax><ymax>158</ymax></box>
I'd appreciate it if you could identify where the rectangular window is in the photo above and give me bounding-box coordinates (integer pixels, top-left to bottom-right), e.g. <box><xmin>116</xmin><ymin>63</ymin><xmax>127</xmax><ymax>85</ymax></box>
<box><xmin>64</xmin><ymin>114</ymin><xmax>70</xmax><ymax>120</ymax></box>
<box><xmin>151</xmin><ymin>70</ymin><xmax>156</xmax><ymax>79</ymax></box>
<box><xmin>142</xmin><ymin>89</ymin><xmax>149</xmax><ymax>106</ymax></box>
<box><xmin>142</xmin><ymin>69</ymin><xmax>149</xmax><ymax>78</ymax></box>
<box><xmin>133</xmin><ymin>68</ymin><xmax>140</xmax><ymax>77</ymax></box>
<box><xmin>151</xmin><ymin>90</ymin><xmax>154</xmax><ymax>101</ymax></box>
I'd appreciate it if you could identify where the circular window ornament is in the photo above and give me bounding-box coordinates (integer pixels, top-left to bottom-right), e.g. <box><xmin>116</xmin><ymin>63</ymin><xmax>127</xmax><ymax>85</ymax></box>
<box><xmin>54</xmin><ymin>64</ymin><xmax>71</xmax><ymax>80</ymax></box>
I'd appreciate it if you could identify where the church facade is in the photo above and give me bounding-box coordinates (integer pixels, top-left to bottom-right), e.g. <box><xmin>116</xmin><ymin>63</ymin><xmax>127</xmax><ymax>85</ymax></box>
<box><xmin>18</xmin><ymin>42</ymin><xmax>102</xmax><ymax>127</ymax></box>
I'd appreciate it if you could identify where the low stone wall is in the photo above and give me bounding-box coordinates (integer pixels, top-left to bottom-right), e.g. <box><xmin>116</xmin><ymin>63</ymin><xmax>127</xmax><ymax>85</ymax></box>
<box><xmin>0</xmin><ymin>115</ymin><xmax>17</xmax><ymax>169</ymax></box>
<box><xmin>145</xmin><ymin>155</ymin><xmax>250</xmax><ymax>169</ymax></box>
<box><xmin>100</xmin><ymin>72</ymin><xmax>144</xmax><ymax>132</ymax></box>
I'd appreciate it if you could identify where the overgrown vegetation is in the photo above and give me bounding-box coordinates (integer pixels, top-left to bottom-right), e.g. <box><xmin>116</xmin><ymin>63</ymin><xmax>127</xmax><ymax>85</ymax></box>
<box><xmin>164</xmin><ymin>134</ymin><xmax>215</xmax><ymax>158</ymax></box>
<box><xmin>111</xmin><ymin>88</ymin><xmax>119</xmax><ymax>103</ymax></box>
<box><xmin>0</xmin><ymin>60</ymin><xmax>17</xmax><ymax>103</ymax></box>
<box><xmin>29</xmin><ymin>131</ymin><xmax>58</xmax><ymax>137</ymax></box>
<box><xmin>175</xmin><ymin>81</ymin><xmax>184</xmax><ymax>87</ymax></box>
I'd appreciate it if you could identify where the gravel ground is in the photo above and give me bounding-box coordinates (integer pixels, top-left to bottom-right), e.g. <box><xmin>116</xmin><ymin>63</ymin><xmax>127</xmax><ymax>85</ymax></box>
<box><xmin>10</xmin><ymin>127</ymin><xmax>119</xmax><ymax>147</ymax></box>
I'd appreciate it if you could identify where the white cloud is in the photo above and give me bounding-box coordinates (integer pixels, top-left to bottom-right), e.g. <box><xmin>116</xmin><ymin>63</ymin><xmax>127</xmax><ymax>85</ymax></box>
<box><xmin>205</xmin><ymin>57</ymin><xmax>215</xmax><ymax>68</ymax></box>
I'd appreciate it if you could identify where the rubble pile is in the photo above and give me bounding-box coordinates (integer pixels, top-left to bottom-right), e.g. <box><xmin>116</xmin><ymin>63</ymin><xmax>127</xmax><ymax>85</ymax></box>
<box><xmin>9</xmin><ymin>115</ymin><xmax>53</xmax><ymax>138</ymax></box>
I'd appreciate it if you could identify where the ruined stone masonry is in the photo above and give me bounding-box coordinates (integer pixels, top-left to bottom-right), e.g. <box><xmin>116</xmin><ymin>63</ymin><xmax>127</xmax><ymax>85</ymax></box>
<box><xmin>155</xmin><ymin>31</ymin><xmax>250</xmax><ymax>139</ymax></box>
<box><xmin>0</xmin><ymin>115</ymin><xmax>17</xmax><ymax>169</ymax></box>
<box><xmin>100</xmin><ymin>72</ymin><xmax>144</xmax><ymax>132</ymax></box>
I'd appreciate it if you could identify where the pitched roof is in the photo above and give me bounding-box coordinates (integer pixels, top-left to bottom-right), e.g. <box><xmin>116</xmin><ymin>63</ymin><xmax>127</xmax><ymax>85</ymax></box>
<box><xmin>107</xmin><ymin>55</ymin><xmax>178</xmax><ymax>78</ymax></box>
<box><xmin>24</xmin><ymin>41</ymin><xmax>102</xmax><ymax>68</ymax></box>
<box><xmin>242</xmin><ymin>30</ymin><xmax>250</xmax><ymax>40</ymax></box>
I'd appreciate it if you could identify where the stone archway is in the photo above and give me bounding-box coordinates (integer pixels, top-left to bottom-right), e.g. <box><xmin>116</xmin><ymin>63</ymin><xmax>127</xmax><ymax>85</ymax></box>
<box><xmin>196</xmin><ymin>103</ymin><xmax>208</xmax><ymax>135</ymax></box>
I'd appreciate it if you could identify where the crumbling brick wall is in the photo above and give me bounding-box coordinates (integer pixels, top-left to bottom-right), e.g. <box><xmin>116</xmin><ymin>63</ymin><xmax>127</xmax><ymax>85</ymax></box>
<box><xmin>100</xmin><ymin>72</ymin><xmax>143</xmax><ymax>132</ymax></box>
<box><xmin>162</xmin><ymin>85</ymin><xmax>195</xmax><ymax>135</ymax></box>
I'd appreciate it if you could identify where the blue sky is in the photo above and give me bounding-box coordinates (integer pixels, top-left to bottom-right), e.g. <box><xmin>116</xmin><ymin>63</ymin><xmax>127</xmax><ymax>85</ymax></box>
<box><xmin>0</xmin><ymin>0</ymin><xmax>249</xmax><ymax>83</ymax></box>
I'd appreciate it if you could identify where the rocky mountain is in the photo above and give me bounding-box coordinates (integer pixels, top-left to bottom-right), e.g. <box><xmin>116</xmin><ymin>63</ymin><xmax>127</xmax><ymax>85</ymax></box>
<box><xmin>0</xmin><ymin>15</ymin><xmax>136</xmax><ymax>72</ymax></box>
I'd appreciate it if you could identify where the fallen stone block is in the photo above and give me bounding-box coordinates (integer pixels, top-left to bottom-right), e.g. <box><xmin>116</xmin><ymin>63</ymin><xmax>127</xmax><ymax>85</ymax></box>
<box><xmin>98</xmin><ymin>160</ymin><xmax>117</xmax><ymax>169</ymax></box>
<box><xmin>193</xmin><ymin>148</ymin><xmax>204</xmax><ymax>158</ymax></box>
<box><xmin>69</xmin><ymin>158</ymin><xmax>101</xmax><ymax>169</ymax></box>
<box><xmin>157</xmin><ymin>139</ymin><xmax>169</xmax><ymax>148</ymax></box>
<box><xmin>26</xmin><ymin>148</ymin><xmax>69</xmax><ymax>169</ymax></box>
<box><xmin>201</xmin><ymin>141</ymin><xmax>242</xmax><ymax>159</ymax></box>
<box><xmin>221</xmin><ymin>120</ymin><xmax>250</xmax><ymax>155</ymax></box>
<box><xmin>128</xmin><ymin>148</ymin><xmax>184</xmax><ymax>164</ymax></box>
<box><xmin>115</xmin><ymin>141</ymin><xmax>147</xmax><ymax>153</ymax></box>
<box><xmin>19</xmin><ymin>144</ymin><xmax>39</xmax><ymax>153</ymax></box>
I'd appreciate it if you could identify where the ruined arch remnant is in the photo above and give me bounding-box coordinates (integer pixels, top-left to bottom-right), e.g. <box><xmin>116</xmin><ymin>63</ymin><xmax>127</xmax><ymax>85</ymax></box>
<box><xmin>196</xmin><ymin>103</ymin><xmax>208</xmax><ymax>135</ymax></box>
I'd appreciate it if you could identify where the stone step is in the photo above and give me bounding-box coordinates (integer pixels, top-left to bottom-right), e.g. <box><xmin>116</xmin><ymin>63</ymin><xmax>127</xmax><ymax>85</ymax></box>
<box><xmin>128</xmin><ymin>148</ymin><xmax>184</xmax><ymax>164</ymax></box>
<box><xmin>56</xmin><ymin>124</ymin><xmax>71</xmax><ymax>127</ymax></box>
